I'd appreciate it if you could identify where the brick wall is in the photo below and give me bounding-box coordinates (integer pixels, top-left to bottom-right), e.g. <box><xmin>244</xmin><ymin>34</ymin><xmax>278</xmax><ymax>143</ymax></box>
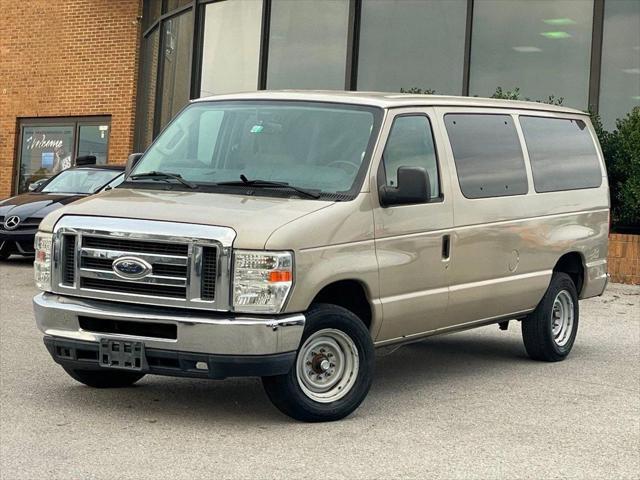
<box><xmin>609</xmin><ymin>234</ymin><xmax>640</xmax><ymax>285</ymax></box>
<box><xmin>0</xmin><ymin>0</ymin><xmax>141</xmax><ymax>199</ymax></box>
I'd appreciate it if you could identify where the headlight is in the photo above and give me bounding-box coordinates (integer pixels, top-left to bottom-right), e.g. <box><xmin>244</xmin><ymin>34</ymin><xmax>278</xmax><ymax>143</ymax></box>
<box><xmin>34</xmin><ymin>232</ymin><xmax>53</xmax><ymax>291</ymax></box>
<box><xmin>233</xmin><ymin>250</ymin><xmax>293</xmax><ymax>313</ymax></box>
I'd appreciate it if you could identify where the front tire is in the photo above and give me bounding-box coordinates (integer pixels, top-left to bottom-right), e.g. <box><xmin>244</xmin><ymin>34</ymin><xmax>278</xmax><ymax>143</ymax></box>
<box><xmin>262</xmin><ymin>304</ymin><xmax>375</xmax><ymax>422</ymax></box>
<box><xmin>522</xmin><ymin>272</ymin><xmax>579</xmax><ymax>362</ymax></box>
<box><xmin>62</xmin><ymin>367</ymin><xmax>145</xmax><ymax>388</ymax></box>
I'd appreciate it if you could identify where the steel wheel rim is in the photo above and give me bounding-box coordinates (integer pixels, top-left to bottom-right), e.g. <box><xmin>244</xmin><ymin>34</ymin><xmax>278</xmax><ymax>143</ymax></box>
<box><xmin>551</xmin><ymin>290</ymin><xmax>574</xmax><ymax>347</ymax></box>
<box><xmin>295</xmin><ymin>328</ymin><xmax>359</xmax><ymax>403</ymax></box>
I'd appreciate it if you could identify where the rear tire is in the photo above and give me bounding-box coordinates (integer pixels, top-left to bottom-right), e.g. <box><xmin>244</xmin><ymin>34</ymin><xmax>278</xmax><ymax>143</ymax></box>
<box><xmin>262</xmin><ymin>304</ymin><xmax>375</xmax><ymax>422</ymax></box>
<box><xmin>62</xmin><ymin>367</ymin><xmax>145</xmax><ymax>388</ymax></box>
<box><xmin>522</xmin><ymin>272</ymin><xmax>579</xmax><ymax>362</ymax></box>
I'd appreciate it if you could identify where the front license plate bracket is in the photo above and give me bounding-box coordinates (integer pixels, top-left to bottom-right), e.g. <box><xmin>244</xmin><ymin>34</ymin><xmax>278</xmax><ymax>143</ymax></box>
<box><xmin>99</xmin><ymin>339</ymin><xmax>146</xmax><ymax>371</ymax></box>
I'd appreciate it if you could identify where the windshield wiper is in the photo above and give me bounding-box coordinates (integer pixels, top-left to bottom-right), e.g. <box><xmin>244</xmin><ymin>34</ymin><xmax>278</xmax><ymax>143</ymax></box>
<box><xmin>129</xmin><ymin>171</ymin><xmax>198</xmax><ymax>189</ymax></box>
<box><xmin>216</xmin><ymin>175</ymin><xmax>321</xmax><ymax>199</ymax></box>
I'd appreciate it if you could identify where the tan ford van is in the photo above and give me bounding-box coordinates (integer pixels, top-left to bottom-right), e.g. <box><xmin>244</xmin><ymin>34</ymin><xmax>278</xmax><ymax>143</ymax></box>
<box><xmin>33</xmin><ymin>92</ymin><xmax>609</xmax><ymax>421</ymax></box>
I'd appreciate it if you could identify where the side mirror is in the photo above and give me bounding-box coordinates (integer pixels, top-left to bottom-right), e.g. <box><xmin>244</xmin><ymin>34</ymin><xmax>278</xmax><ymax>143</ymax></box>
<box><xmin>28</xmin><ymin>179</ymin><xmax>46</xmax><ymax>192</ymax></box>
<box><xmin>379</xmin><ymin>166</ymin><xmax>431</xmax><ymax>207</ymax></box>
<box><xmin>75</xmin><ymin>155</ymin><xmax>97</xmax><ymax>166</ymax></box>
<box><xmin>125</xmin><ymin>153</ymin><xmax>144</xmax><ymax>177</ymax></box>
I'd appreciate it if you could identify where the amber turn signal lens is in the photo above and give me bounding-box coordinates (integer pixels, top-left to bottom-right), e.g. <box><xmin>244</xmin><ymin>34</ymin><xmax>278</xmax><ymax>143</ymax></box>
<box><xmin>268</xmin><ymin>271</ymin><xmax>292</xmax><ymax>282</ymax></box>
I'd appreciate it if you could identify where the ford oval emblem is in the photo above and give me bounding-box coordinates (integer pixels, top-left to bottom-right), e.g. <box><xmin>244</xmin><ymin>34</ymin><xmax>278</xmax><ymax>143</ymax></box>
<box><xmin>112</xmin><ymin>256</ymin><xmax>152</xmax><ymax>280</ymax></box>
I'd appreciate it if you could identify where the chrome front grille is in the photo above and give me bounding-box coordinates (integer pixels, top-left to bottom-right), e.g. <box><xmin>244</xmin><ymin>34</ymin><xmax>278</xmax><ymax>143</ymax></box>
<box><xmin>78</xmin><ymin>238</ymin><xmax>190</xmax><ymax>299</ymax></box>
<box><xmin>83</xmin><ymin>236</ymin><xmax>189</xmax><ymax>256</ymax></box>
<box><xmin>51</xmin><ymin>216</ymin><xmax>235</xmax><ymax>311</ymax></box>
<box><xmin>61</xmin><ymin>235</ymin><xmax>76</xmax><ymax>286</ymax></box>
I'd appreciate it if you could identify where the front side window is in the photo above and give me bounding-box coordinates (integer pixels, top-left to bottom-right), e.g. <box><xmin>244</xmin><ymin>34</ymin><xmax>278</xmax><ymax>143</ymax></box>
<box><xmin>444</xmin><ymin>114</ymin><xmax>528</xmax><ymax>199</ymax></box>
<box><xmin>519</xmin><ymin>116</ymin><xmax>602</xmax><ymax>192</ymax></box>
<box><xmin>132</xmin><ymin>101</ymin><xmax>382</xmax><ymax>199</ymax></box>
<box><xmin>41</xmin><ymin>169</ymin><xmax>122</xmax><ymax>194</ymax></box>
<box><xmin>382</xmin><ymin>115</ymin><xmax>440</xmax><ymax>198</ymax></box>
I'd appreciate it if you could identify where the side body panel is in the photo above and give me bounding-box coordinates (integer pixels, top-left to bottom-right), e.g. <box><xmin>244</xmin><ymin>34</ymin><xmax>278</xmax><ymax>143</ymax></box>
<box><xmin>268</xmin><ymin>193</ymin><xmax>384</xmax><ymax>338</ymax></box>
<box><xmin>369</xmin><ymin>108</ymin><xmax>454</xmax><ymax>341</ymax></box>
<box><xmin>434</xmin><ymin>106</ymin><xmax>609</xmax><ymax>326</ymax></box>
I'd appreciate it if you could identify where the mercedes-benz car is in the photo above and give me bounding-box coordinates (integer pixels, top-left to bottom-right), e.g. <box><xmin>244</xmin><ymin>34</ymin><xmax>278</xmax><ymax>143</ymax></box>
<box><xmin>0</xmin><ymin>165</ymin><xmax>124</xmax><ymax>259</ymax></box>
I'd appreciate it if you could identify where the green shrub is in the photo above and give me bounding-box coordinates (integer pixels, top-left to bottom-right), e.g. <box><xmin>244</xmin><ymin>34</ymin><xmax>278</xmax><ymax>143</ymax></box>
<box><xmin>399</xmin><ymin>87</ymin><xmax>436</xmax><ymax>94</ymax></box>
<box><xmin>490</xmin><ymin>86</ymin><xmax>564</xmax><ymax>105</ymax></box>
<box><xmin>595</xmin><ymin>107</ymin><xmax>640</xmax><ymax>229</ymax></box>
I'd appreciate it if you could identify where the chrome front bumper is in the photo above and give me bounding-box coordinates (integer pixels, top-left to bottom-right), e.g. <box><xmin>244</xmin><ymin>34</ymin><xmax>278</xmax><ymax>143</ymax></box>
<box><xmin>34</xmin><ymin>293</ymin><xmax>305</xmax><ymax>356</ymax></box>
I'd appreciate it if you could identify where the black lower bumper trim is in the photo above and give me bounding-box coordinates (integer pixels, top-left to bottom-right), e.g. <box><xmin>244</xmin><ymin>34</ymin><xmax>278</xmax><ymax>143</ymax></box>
<box><xmin>43</xmin><ymin>336</ymin><xmax>296</xmax><ymax>379</ymax></box>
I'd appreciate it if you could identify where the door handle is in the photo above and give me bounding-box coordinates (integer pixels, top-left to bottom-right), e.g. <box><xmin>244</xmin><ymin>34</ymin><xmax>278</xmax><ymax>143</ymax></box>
<box><xmin>442</xmin><ymin>234</ymin><xmax>451</xmax><ymax>260</ymax></box>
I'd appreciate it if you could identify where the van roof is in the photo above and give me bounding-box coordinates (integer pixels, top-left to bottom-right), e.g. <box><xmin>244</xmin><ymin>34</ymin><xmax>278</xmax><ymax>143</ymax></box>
<box><xmin>194</xmin><ymin>90</ymin><xmax>587</xmax><ymax>116</ymax></box>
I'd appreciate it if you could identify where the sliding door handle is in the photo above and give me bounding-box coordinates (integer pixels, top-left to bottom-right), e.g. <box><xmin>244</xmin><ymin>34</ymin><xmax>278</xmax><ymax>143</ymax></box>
<box><xmin>442</xmin><ymin>234</ymin><xmax>451</xmax><ymax>260</ymax></box>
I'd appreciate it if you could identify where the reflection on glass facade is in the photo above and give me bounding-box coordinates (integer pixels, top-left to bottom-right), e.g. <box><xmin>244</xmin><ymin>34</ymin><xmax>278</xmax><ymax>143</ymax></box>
<box><xmin>159</xmin><ymin>11</ymin><xmax>193</xmax><ymax>129</ymax></box>
<box><xmin>599</xmin><ymin>0</ymin><xmax>640</xmax><ymax>130</ymax></box>
<box><xmin>135</xmin><ymin>0</ymin><xmax>640</xmax><ymax>150</ymax></box>
<box><xmin>358</xmin><ymin>0</ymin><xmax>466</xmax><ymax>94</ymax></box>
<box><xmin>18</xmin><ymin>125</ymin><xmax>74</xmax><ymax>193</ymax></box>
<box><xmin>470</xmin><ymin>0</ymin><xmax>593</xmax><ymax>109</ymax></box>
<box><xmin>77</xmin><ymin>125</ymin><xmax>110</xmax><ymax>165</ymax></box>
<box><xmin>200</xmin><ymin>1</ymin><xmax>262</xmax><ymax>96</ymax></box>
<box><xmin>267</xmin><ymin>0</ymin><xmax>349</xmax><ymax>89</ymax></box>
<box><xmin>136</xmin><ymin>28</ymin><xmax>159</xmax><ymax>150</ymax></box>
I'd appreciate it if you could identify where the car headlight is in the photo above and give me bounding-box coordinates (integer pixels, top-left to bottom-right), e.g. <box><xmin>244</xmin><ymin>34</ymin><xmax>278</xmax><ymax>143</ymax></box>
<box><xmin>233</xmin><ymin>250</ymin><xmax>293</xmax><ymax>313</ymax></box>
<box><xmin>34</xmin><ymin>232</ymin><xmax>53</xmax><ymax>291</ymax></box>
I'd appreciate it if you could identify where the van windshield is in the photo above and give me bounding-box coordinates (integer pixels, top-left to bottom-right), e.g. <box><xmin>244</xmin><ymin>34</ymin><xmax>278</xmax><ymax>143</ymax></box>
<box><xmin>130</xmin><ymin>101</ymin><xmax>382</xmax><ymax>199</ymax></box>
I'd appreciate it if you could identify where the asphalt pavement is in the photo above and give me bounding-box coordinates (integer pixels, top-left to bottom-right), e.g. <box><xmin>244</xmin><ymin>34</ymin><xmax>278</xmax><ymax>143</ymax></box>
<box><xmin>1</xmin><ymin>256</ymin><xmax>638</xmax><ymax>479</ymax></box>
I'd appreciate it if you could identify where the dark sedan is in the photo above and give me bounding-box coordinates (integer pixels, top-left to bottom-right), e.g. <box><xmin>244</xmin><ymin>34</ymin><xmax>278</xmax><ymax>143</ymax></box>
<box><xmin>0</xmin><ymin>165</ymin><xmax>124</xmax><ymax>259</ymax></box>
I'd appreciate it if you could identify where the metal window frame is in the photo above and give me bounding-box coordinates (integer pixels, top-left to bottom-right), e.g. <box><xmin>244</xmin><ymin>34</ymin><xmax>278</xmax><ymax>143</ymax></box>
<box><xmin>462</xmin><ymin>0</ymin><xmax>474</xmax><ymax>96</ymax></box>
<box><xmin>588</xmin><ymin>0</ymin><xmax>605</xmax><ymax>113</ymax></box>
<box><xmin>345</xmin><ymin>0</ymin><xmax>361</xmax><ymax>90</ymax></box>
<box><xmin>257</xmin><ymin>0</ymin><xmax>271</xmax><ymax>90</ymax></box>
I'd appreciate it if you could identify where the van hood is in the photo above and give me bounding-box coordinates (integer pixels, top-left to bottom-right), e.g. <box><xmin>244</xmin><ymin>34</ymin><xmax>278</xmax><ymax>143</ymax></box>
<box><xmin>38</xmin><ymin>188</ymin><xmax>334</xmax><ymax>249</ymax></box>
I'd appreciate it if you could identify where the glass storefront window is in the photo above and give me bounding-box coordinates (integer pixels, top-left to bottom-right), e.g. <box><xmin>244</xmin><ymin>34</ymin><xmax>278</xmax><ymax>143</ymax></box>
<box><xmin>200</xmin><ymin>0</ymin><xmax>262</xmax><ymax>96</ymax></box>
<box><xmin>18</xmin><ymin>125</ymin><xmax>74</xmax><ymax>193</ymax></box>
<box><xmin>135</xmin><ymin>28</ymin><xmax>160</xmax><ymax>150</ymax></box>
<box><xmin>599</xmin><ymin>0</ymin><xmax>640</xmax><ymax>130</ymax></box>
<box><xmin>159</xmin><ymin>11</ymin><xmax>194</xmax><ymax>129</ymax></box>
<box><xmin>267</xmin><ymin>0</ymin><xmax>349</xmax><ymax>89</ymax></box>
<box><xmin>357</xmin><ymin>0</ymin><xmax>467</xmax><ymax>94</ymax></box>
<box><xmin>469</xmin><ymin>0</ymin><xmax>593</xmax><ymax>109</ymax></box>
<box><xmin>77</xmin><ymin>125</ymin><xmax>110</xmax><ymax>165</ymax></box>
<box><xmin>16</xmin><ymin>118</ymin><xmax>110</xmax><ymax>193</ymax></box>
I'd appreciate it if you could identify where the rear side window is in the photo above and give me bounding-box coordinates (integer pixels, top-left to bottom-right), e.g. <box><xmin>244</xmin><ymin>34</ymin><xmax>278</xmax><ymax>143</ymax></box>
<box><xmin>444</xmin><ymin>114</ymin><xmax>528</xmax><ymax>198</ymax></box>
<box><xmin>519</xmin><ymin>116</ymin><xmax>602</xmax><ymax>192</ymax></box>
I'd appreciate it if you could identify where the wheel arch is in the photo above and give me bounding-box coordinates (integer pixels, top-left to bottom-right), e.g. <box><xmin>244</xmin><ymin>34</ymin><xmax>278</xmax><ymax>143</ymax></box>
<box><xmin>309</xmin><ymin>279</ymin><xmax>374</xmax><ymax>331</ymax></box>
<box><xmin>553</xmin><ymin>251</ymin><xmax>585</xmax><ymax>295</ymax></box>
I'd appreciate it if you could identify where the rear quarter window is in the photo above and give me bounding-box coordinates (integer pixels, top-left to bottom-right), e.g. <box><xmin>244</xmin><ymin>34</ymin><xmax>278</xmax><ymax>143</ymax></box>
<box><xmin>519</xmin><ymin>116</ymin><xmax>602</xmax><ymax>193</ymax></box>
<box><xmin>444</xmin><ymin>114</ymin><xmax>528</xmax><ymax>199</ymax></box>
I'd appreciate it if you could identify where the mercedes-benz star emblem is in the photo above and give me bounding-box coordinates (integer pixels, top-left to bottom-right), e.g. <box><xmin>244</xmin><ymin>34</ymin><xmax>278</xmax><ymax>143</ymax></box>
<box><xmin>3</xmin><ymin>216</ymin><xmax>21</xmax><ymax>231</ymax></box>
